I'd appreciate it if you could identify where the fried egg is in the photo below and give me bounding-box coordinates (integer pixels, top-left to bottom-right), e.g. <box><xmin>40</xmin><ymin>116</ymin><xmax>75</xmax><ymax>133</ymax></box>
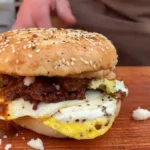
<box><xmin>0</xmin><ymin>80</ymin><xmax>128</xmax><ymax>139</ymax></box>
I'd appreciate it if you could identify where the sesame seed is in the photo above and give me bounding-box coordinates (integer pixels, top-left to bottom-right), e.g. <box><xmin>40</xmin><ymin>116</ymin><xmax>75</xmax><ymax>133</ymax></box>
<box><xmin>5</xmin><ymin>58</ymin><xmax>9</xmax><ymax>63</ymax></box>
<box><xmin>62</xmin><ymin>58</ymin><xmax>65</xmax><ymax>63</ymax></box>
<box><xmin>100</xmin><ymin>34</ymin><xmax>107</xmax><ymax>40</ymax></box>
<box><xmin>108</xmin><ymin>40</ymin><xmax>115</xmax><ymax>49</ymax></box>
<box><xmin>71</xmin><ymin>58</ymin><xmax>76</xmax><ymax>61</ymax></box>
<box><xmin>17</xmin><ymin>41</ymin><xmax>21</xmax><ymax>44</ymax></box>
<box><xmin>99</xmin><ymin>42</ymin><xmax>102</xmax><ymax>45</ymax></box>
<box><xmin>12</xmin><ymin>49</ymin><xmax>16</xmax><ymax>53</ymax></box>
<box><xmin>71</xmin><ymin>61</ymin><xmax>75</xmax><ymax>66</ymax></box>
<box><xmin>31</xmin><ymin>43</ymin><xmax>35</xmax><ymax>47</ymax></box>
<box><xmin>101</xmin><ymin>48</ymin><xmax>105</xmax><ymax>51</ymax></box>
<box><xmin>0</xmin><ymin>50</ymin><xmax>2</xmax><ymax>53</ymax></box>
<box><xmin>16</xmin><ymin>60</ymin><xmax>19</xmax><ymax>64</ymax></box>
<box><xmin>2</xmin><ymin>48</ymin><xmax>5</xmax><ymax>51</ymax></box>
<box><xmin>80</xmin><ymin>57</ymin><xmax>84</xmax><ymax>62</ymax></box>
<box><xmin>90</xmin><ymin>48</ymin><xmax>93</xmax><ymax>52</ymax></box>
<box><xmin>83</xmin><ymin>61</ymin><xmax>89</xmax><ymax>65</ymax></box>
<box><xmin>4</xmin><ymin>44</ymin><xmax>8</xmax><ymax>47</ymax></box>
<box><xmin>93</xmin><ymin>65</ymin><xmax>97</xmax><ymax>69</ymax></box>
<box><xmin>23</xmin><ymin>45</ymin><xmax>27</xmax><ymax>49</ymax></box>
<box><xmin>104</xmin><ymin>51</ymin><xmax>107</xmax><ymax>55</ymax></box>
<box><xmin>92</xmin><ymin>43</ymin><xmax>96</xmax><ymax>46</ymax></box>
<box><xmin>89</xmin><ymin>60</ymin><xmax>93</xmax><ymax>65</ymax></box>
<box><xmin>33</xmin><ymin>39</ymin><xmax>38</xmax><ymax>42</ymax></box>
<box><xmin>28</xmin><ymin>54</ymin><xmax>32</xmax><ymax>58</ymax></box>
<box><xmin>36</xmin><ymin>43</ymin><xmax>40</xmax><ymax>45</ymax></box>
<box><xmin>66</xmin><ymin>61</ymin><xmax>70</xmax><ymax>66</ymax></box>
<box><xmin>35</xmin><ymin>49</ymin><xmax>40</xmax><ymax>53</ymax></box>
<box><xmin>28</xmin><ymin>44</ymin><xmax>32</xmax><ymax>49</ymax></box>
<box><xmin>54</xmin><ymin>66</ymin><xmax>58</xmax><ymax>70</ymax></box>
<box><xmin>6</xmin><ymin>39</ymin><xmax>9</xmax><ymax>43</ymax></box>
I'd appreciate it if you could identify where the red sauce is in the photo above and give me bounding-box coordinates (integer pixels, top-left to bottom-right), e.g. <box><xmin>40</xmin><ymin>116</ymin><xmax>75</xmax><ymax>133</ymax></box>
<box><xmin>0</xmin><ymin>103</ymin><xmax>7</xmax><ymax>118</ymax></box>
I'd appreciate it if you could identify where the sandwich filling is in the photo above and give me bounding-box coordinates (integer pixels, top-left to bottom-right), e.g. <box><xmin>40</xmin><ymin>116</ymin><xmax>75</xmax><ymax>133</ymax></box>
<box><xmin>0</xmin><ymin>75</ymin><xmax>127</xmax><ymax>110</ymax></box>
<box><xmin>0</xmin><ymin>74</ymin><xmax>128</xmax><ymax>139</ymax></box>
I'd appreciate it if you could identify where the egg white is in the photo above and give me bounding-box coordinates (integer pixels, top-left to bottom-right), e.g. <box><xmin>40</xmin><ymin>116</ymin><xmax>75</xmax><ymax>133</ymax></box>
<box><xmin>1</xmin><ymin>90</ymin><xmax>117</xmax><ymax>122</ymax></box>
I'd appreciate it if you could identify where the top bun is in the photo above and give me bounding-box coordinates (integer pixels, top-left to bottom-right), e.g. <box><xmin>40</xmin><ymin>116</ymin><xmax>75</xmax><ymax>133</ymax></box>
<box><xmin>0</xmin><ymin>28</ymin><xmax>117</xmax><ymax>77</ymax></box>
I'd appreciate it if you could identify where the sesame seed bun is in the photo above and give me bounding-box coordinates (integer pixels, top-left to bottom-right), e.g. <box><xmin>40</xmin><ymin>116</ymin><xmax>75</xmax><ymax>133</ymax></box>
<box><xmin>14</xmin><ymin>100</ymin><xmax>121</xmax><ymax>139</ymax></box>
<box><xmin>0</xmin><ymin>28</ymin><xmax>117</xmax><ymax>78</ymax></box>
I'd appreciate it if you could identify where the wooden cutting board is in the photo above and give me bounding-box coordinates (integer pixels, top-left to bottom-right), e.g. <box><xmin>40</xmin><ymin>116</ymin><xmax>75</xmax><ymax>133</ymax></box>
<box><xmin>0</xmin><ymin>67</ymin><xmax>150</xmax><ymax>150</ymax></box>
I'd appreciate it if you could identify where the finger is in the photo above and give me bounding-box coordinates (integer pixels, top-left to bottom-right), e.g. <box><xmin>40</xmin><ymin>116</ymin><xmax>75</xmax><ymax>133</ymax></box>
<box><xmin>11</xmin><ymin>22</ymin><xmax>24</xmax><ymax>30</ymax></box>
<box><xmin>56</xmin><ymin>0</ymin><xmax>76</xmax><ymax>26</ymax></box>
<box><xmin>11</xmin><ymin>18</ymin><xmax>35</xmax><ymax>30</ymax></box>
<box><xmin>33</xmin><ymin>4</ymin><xmax>52</xmax><ymax>28</ymax></box>
<box><xmin>11</xmin><ymin>1</ymin><xmax>37</xmax><ymax>30</ymax></box>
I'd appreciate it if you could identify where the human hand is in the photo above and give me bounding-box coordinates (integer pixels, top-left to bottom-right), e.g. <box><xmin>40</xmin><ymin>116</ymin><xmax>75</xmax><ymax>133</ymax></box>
<box><xmin>12</xmin><ymin>0</ymin><xmax>76</xmax><ymax>29</ymax></box>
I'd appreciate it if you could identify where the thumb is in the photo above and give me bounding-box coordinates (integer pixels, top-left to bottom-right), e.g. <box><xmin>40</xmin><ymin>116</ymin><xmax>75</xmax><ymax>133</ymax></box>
<box><xmin>56</xmin><ymin>0</ymin><xmax>76</xmax><ymax>26</ymax></box>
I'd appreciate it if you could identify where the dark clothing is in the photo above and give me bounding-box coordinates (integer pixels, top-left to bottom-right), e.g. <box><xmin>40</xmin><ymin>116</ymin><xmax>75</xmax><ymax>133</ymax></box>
<box><xmin>70</xmin><ymin>0</ymin><xmax>150</xmax><ymax>65</ymax></box>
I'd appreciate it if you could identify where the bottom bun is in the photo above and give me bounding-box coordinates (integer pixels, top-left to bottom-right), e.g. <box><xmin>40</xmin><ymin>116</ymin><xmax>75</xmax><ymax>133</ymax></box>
<box><xmin>14</xmin><ymin>101</ymin><xmax>121</xmax><ymax>139</ymax></box>
<box><xmin>14</xmin><ymin>117</ymin><xmax>66</xmax><ymax>138</ymax></box>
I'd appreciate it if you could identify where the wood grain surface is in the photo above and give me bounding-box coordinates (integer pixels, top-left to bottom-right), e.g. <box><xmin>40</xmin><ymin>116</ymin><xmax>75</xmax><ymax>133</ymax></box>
<box><xmin>0</xmin><ymin>67</ymin><xmax>150</xmax><ymax>150</ymax></box>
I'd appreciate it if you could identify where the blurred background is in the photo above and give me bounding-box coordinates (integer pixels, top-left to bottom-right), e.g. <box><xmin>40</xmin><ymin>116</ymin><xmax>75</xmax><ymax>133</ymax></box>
<box><xmin>0</xmin><ymin>0</ymin><xmax>21</xmax><ymax>33</ymax></box>
<box><xmin>0</xmin><ymin>0</ymin><xmax>150</xmax><ymax>66</ymax></box>
<box><xmin>0</xmin><ymin>0</ymin><xmax>65</xmax><ymax>32</ymax></box>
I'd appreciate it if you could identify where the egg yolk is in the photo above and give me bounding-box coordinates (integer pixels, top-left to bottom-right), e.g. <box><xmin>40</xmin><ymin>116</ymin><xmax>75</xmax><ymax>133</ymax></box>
<box><xmin>42</xmin><ymin>115</ymin><xmax>115</xmax><ymax>140</ymax></box>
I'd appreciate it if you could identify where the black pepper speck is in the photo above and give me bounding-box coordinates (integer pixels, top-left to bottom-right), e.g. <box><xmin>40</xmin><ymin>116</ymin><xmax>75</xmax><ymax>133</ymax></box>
<box><xmin>32</xmin><ymin>46</ymin><xmax>36</xmax><ymax>50</ymax></box>
<box><xmin>102</xmin><ymin>106</ymin><xmax>106</xmax><ymax>112</ymax></box>
<box><xmin>32</xmin><ymin>34</ymin><xmax>38</xmax><ymax>38</ymax></box>
<box><xmin>75</xmin><ymin>119</ymin><xmax>79</xmax><ymax>122</ymax></box>
<box><xmin>82</xmin><ymin>119</ymin><xmax>86</xmax><ymax>122</ymax></box>
<box><xmin>95</xmin><ymin>123</ymin><xmax>102</xmax><ymax>130</ymax></box>
<box><xmin>105</xmin><ymin>120</ymin><xmax>110</xmax><ymax>126</ymax></box>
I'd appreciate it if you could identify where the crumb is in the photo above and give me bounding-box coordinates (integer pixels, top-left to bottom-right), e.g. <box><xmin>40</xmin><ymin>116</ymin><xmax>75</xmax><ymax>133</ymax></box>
<box><xmin>27</xmin><ymin>138</ymin><xmax>44</xmax><ymax>150</ymax></box>
<box><xmin>5</xmin><ymin>144</ymin><xmax>12</xmax><ymax>150</ymax></box>
<box><xmin>132</xmin><ymin>107</ymin><xmax>150</xmax><ymax>120</ymax></box>
<box><xmin>3</xmin><ymin>135</ymin><xmax>7</xmax><ymax>139</ymax></box>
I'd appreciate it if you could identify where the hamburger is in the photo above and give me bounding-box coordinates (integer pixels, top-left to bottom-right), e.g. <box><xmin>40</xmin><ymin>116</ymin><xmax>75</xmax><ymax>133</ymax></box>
<box><xmin>0</xmin><ymin>28</ymin><xmax>128</xmax><ymax>140</ymax></box>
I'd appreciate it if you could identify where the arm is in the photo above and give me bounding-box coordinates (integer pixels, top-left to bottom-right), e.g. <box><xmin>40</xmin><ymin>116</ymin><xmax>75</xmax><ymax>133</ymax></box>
<box><xmin>12</xmin><ymin>0</ymin><xmax>76</xmax><ymax>29</ymax></box>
